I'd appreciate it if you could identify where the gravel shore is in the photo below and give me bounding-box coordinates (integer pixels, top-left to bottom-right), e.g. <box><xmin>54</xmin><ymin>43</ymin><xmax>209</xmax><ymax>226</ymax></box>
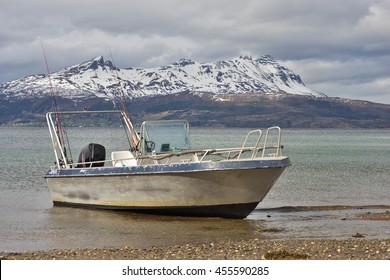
<box><xmin>2</xmin><ymin>238</ymin><xmax>389</xmax><ymax>260</ymax></box>
<box><xmin>2</xmin><ymin>211</ymin><xmax>389</xmax><ymax>260</ymax></box>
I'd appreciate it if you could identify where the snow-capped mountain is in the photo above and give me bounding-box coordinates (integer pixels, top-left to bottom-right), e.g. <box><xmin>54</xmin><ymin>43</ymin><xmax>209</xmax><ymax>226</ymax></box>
<box><xmin>0</xmin><ymin>55</ymin><xmax>323</xmax><ymax>100</ymax></box>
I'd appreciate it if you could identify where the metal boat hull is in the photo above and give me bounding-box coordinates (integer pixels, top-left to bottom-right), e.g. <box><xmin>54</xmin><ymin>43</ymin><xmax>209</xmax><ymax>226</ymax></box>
<box><xmin>45</xmin><ymin>157</ymin><xmax>290</xmax><ymax>218</ymax></box>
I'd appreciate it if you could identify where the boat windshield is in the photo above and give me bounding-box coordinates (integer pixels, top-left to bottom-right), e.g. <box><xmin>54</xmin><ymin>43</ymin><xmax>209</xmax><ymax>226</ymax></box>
<box><xmin>139</xmin><ymin>120</ymin><xmax>192</xmax><ymax>154</ymax></box>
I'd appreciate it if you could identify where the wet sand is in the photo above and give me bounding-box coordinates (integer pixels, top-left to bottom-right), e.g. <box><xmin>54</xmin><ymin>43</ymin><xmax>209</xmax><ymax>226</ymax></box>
<box><xmin>353</xmin><ymin>210</ymin><xmax>390</xmax><ymax>220</ymax></box>
<box><xmin>1</xmin><ymin>211</ymin><xmax>389</xmax><ymax>260</ymax></box>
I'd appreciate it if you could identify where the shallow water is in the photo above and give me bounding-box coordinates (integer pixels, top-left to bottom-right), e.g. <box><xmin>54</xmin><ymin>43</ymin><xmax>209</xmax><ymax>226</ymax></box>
<box><xmin>0</xmin><ymin>127</ymin><xmax>389</xmax><ymax>252</ymax></box>
<box><xmin>251</xmin><ymin>206</ymin><xmax>390</xmax><ymax>240</ymax></box>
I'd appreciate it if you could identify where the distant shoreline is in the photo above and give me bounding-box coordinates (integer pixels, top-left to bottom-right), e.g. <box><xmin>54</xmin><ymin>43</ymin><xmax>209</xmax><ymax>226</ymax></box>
<box><xmin>1</xmin><ymin>93</ymin><xmax>390</xmax><ymax>128</ymax></box>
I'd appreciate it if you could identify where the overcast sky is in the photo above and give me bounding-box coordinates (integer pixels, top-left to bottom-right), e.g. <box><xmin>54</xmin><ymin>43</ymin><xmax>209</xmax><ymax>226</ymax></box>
<box><xmin>1</xmin><ymin>0</ymin><xmax>389</xmax><ymax>104</ymax></box>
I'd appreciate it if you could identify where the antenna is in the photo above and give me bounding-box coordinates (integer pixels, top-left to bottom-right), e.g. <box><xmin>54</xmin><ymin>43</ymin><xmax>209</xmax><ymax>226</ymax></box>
<box><xmin>107</xmin><ymin>49</ymin><xmax>140</xmax><ymax>148</ymax></box>
<box><xmin>39</xmin><ymin>38</ymin><xmax>72</xmax><ymax>166</ymax></box>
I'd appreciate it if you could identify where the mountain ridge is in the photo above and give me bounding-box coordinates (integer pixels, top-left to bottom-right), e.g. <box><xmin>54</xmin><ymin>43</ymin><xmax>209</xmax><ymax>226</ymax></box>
<box><xmin>1</xmin><ymin>55</ymin><xmax>389</xmax><ymax>128</ymax></box>
<box><xmin>0</xmin><ymin>55</ymin><xmax>324</xmax><ymax>100</ymax></box>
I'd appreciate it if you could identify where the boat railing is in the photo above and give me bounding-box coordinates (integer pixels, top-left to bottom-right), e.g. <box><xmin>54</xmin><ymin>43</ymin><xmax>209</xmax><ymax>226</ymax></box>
<box><xmin>50</xmin><ymin>142</ymin><xmax>285</xmax><ymax>169</ymax></box>
<box><xmin>262</xmin><ymin>126</ymin><xmax>283</xmax><ymax>157</ymax></box>
<box><xmin>47</xmin><ymin>112</ymin><xmax>284</xmax><ymax>169</ymax></box>
<box><xmin>67</xmin><ymin>160</ymin><xmax>110</xmax><ymax>169</ymax></box>
<box><xmin>238</xmin><ymin>129</ymin><xmax>262</xmax><ymax>159</ymax></box>
<box><xmin>135</xmin><ymin>126</ymin><xmax>283</xmax><ymax>164</ymax></box>
<box><xmin>197</xmin><ymin>126</ymin><xmax>283</xmax><ymax>161</ymax></box>
<box><xmin>46</xmin><ymin>110</ymin><xmax>130</xmax><ymax>169</ymax></box>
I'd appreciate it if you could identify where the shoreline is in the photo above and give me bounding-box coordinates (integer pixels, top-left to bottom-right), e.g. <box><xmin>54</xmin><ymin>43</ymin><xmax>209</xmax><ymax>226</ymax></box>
<box><xmin>2</xmin><ymin>238</ymin><xmax>389</xmax><ymax>260</ymax></box>
<box><xmin>2</xmin><ymin>211</ymin><xmax>389</xmax><ymax>260</ymax></box>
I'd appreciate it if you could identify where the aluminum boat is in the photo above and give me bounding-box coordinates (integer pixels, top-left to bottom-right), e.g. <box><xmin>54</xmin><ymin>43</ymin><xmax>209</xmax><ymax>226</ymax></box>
<box><xmin>44</xmin><ymin>110</ymin><xmax>290</xmax><ymax>218</ymax></box>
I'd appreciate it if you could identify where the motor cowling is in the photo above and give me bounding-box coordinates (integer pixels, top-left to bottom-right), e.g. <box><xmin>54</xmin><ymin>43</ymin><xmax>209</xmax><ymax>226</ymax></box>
<box><xmin>77</xmin><ymin>143</ymin><xmax>106</xmax><ymax>168</ymax></box>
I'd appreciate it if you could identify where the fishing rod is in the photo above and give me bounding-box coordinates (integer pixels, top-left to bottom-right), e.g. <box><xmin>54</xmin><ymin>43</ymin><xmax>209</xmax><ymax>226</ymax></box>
<box><xmin>107</xmin><ymin>49</ymin><xmax>140</xmax><ymax>149</ymax></box>
<box><xmin>40</xmin><ymin>38</ymin><xmax>72</xmax><ymax>166</ymax></box>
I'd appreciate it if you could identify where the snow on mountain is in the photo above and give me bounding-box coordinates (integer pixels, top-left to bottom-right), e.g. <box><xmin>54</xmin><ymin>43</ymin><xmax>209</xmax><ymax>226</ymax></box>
<box><xmin>0</xmin><ymin>55</ymin><xmax>324</xmax><ymax>100</ymax></box>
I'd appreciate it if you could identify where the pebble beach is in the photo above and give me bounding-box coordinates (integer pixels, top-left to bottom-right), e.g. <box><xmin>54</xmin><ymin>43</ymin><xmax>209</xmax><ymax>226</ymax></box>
<box><xmin>1</xmin><ymin>238</ymin><xmax>389</xmax><ymax>260</ymax></box>
<box><xmin>2</xmin><ymin>211</ymin><xmax>389</xmax><ymax>260</ymax></box>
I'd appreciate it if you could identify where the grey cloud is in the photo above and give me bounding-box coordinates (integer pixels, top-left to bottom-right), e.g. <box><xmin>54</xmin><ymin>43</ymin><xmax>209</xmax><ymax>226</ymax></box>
<box><xmin>0</xmin><ymin>0</ymin><xmax>389</xmax><ymax>104</ymax></box>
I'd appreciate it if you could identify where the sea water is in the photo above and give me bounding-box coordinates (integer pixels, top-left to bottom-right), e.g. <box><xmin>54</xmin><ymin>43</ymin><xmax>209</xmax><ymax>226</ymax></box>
<box><xmin>0</xmin><ymin>126</ymin><xmax>389</xmax><ymax>252</ymax></box>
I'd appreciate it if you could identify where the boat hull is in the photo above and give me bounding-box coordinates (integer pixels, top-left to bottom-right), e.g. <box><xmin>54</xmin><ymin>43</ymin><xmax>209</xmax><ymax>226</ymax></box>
<box><xmin>45</xmin><ymin>157</ymin><xmax>290</xmax><ymax>218</ymax></box>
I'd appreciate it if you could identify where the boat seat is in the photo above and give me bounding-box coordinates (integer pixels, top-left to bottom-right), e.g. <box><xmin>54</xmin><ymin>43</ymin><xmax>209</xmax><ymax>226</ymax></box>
<box><xmin>111</xmin><ymin>151</ymin><xmax>137</xmax><ymax>167</ymax></box>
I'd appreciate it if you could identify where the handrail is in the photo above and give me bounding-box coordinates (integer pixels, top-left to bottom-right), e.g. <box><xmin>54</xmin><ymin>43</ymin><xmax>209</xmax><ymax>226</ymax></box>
<box><xmin>53</xmin><ymin>141</ymin><xmax>285</xmax><ymax>169</ymax></box>
<box><xmin>46</xmin><ymin>112</ymin><xmax>69</xmax><ymax>168</ymax></box>
<box><xmin>261</xmin><ymin>126</ymin><xmax>282</xmax><ymax>157</ymax></box>
<box><xmin>238</xmin><ymin>129</ymin><xmax>262</xmax><ymax>159</ymax></box>
<box><xmin>47</xmin><ymin>110</ymin><xmax>122</xmax><ymax>115</ymax></box>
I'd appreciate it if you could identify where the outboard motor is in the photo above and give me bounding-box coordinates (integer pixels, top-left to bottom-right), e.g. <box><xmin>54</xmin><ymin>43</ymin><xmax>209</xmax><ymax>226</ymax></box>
<box><xmin>77</xmin><ymin>143</ymin><xmax>106</xmax><ymax>168</ymax></box>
